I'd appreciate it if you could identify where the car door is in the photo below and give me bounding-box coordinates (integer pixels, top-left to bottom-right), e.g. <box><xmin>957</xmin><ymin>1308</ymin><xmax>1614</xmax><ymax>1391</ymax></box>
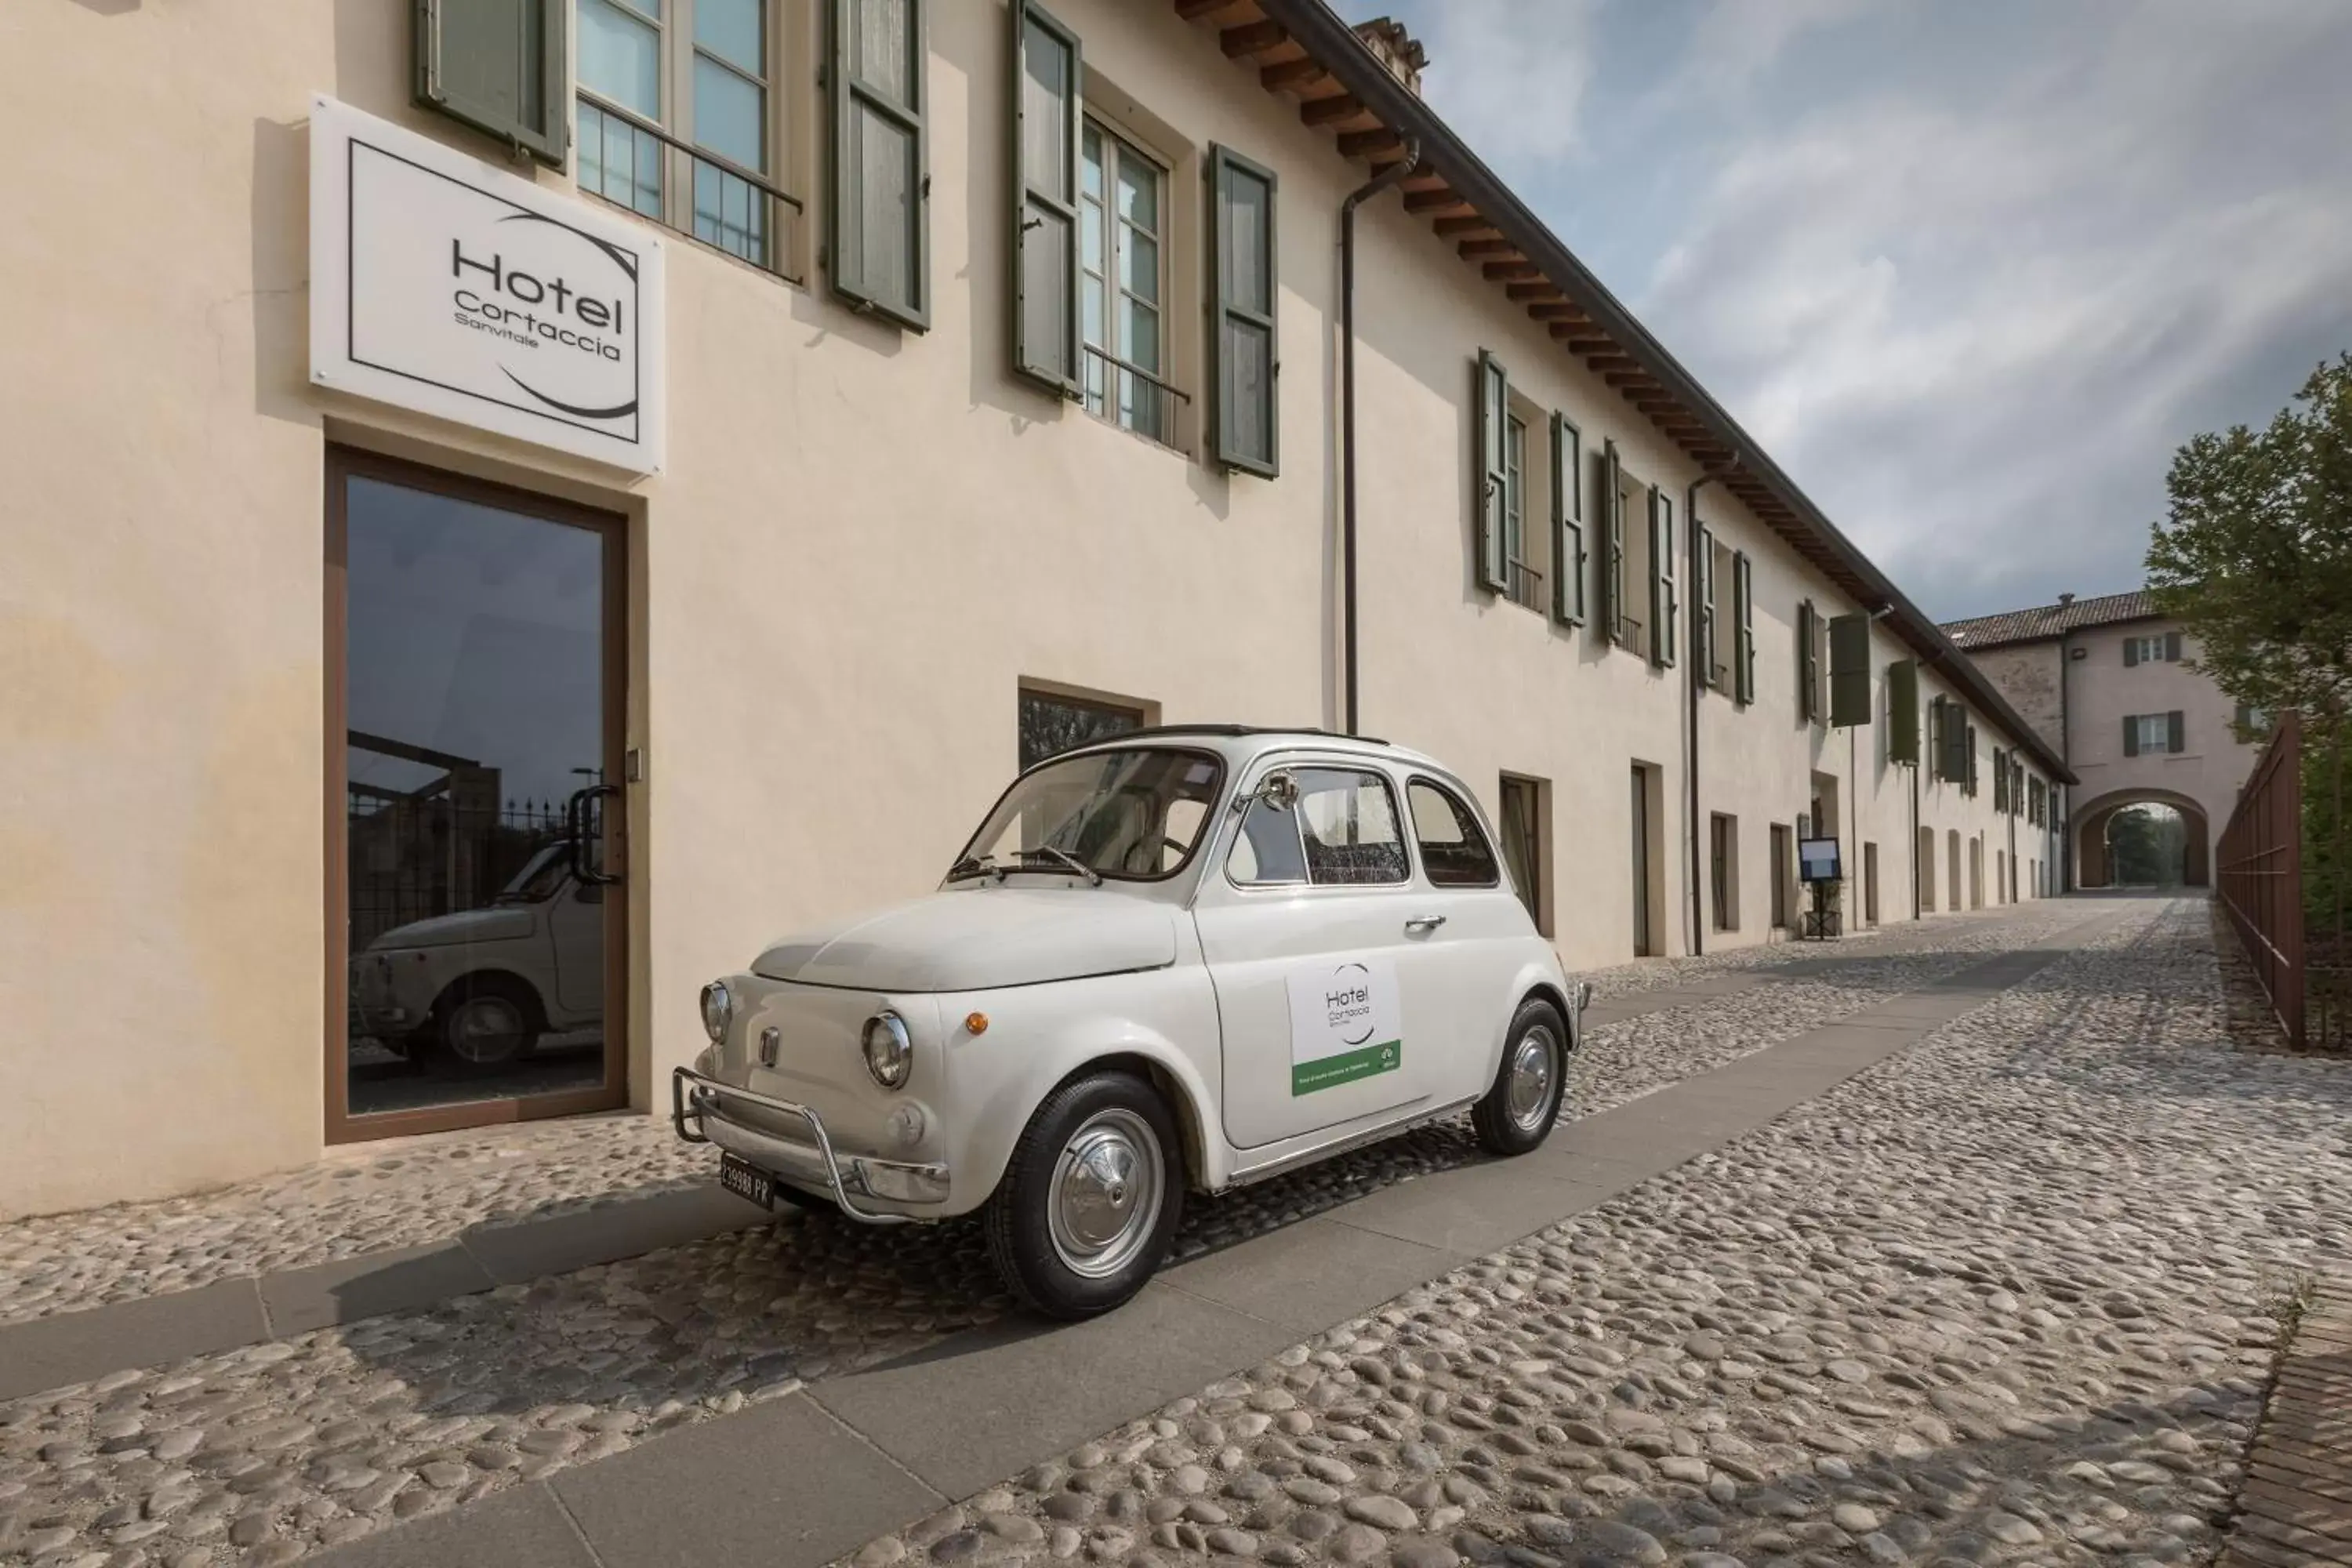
<box><xmin>1194</xmin><ymin>757</ymin><xmax>1456</xmax><ymax>1150</ymax></box>
<box><xmin>1402</xmin><ymin>774</ymin><xmax>1538</xmax><ymax>1097</ymax></box>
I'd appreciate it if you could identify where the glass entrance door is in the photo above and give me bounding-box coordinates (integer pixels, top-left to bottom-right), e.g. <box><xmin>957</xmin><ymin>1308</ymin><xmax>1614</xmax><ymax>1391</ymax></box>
<box><xmin>326</xmin><ymin>451</ymin><xmax>627</xmax><ymax>1139</ymax></box>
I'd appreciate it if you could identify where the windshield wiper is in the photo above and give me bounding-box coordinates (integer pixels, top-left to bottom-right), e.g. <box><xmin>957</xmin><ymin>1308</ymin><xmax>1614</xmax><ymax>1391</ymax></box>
<box><xmin>946</xmin><ymin>854</ymin><xmax>1004</xmax><ymax>883</ymax></box>
<box><xmin>1019</xmin><ymin>846</ymin><xmax>1104</xmax><ymax>886</ymax></box>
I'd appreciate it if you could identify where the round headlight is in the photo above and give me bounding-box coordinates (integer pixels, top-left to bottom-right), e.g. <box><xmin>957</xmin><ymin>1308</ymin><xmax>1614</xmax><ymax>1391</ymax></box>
<box><xmin>862</xmin><ymin>1011</ymin><xmax>913</xmax><ymax>1090</ymax></box>
<box><xmin>699</xmin><ymin>981</ymin><xmax>733</xmax><ymax>1044</ymax></box>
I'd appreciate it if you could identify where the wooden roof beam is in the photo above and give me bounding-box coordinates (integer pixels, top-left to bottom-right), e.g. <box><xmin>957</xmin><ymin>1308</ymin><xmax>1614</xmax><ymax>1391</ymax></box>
<box><xmin>1403</xmin><ymin>187</ymin><xmax>1471</xmax><ymax>214</ymax></box>
<box><xmin>1482</xmin><ymin>260</ymin><xmax>1543</xmax><ymax>282</ymax></box>
<box><xmin>1300</xmin><ymin>93</ymin><xmax>1364</xmax><ymax>126</ymax></box>
<box><xmin>1174</xmin><ymin>0</ymin><xmax>1246</xmax><ymax>19</ymax></box>
<box><xmin>1432</xmin><ymin>216</ymin><xmax>1498</xmax><ymax>238</ymax></box>
<box><xmin>1457</xmin><ymin>238</ymin><xmax>1519</xmax><ymax>259</ymax></box>
<box><xmin>1525</xmin><ymin>302</ymin><xmax>1586</xmax><ymax>321</ymax></box>
<box><xmin>1506</xmin><ymin>282</ymin><xmax>1566</xmax><ymax>302</ymax></box>
<box><xmin>1220</xmin><ymin>19</ymin><xmax>1288</xmax><ymax>56</ymax></box>
<box><xmin>1260</xmin><ymin>56</ymin><xmax>1327</xmax><ymax>91</ymax></box>
<box><xmin>1337</xmin><ymin>128</ymin><xmax>1403</xmax><ymax>159</ymax></box>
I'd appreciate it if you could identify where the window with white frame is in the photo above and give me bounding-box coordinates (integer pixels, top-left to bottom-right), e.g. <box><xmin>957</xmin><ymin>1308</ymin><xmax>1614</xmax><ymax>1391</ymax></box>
<box><xmin>2125</xmin><ymin>633</ymin><xmax>2176</xmax><ymax>665</ymax></box>
<box><xmin>577</xmin><ymin>0</ymin><xmax>776</xmax><ymax>265</ymax></box>
<box><xmin>1080</xmin><ymin>120</ymin><xmax>1171</xmax><ymax>445</ymax></box>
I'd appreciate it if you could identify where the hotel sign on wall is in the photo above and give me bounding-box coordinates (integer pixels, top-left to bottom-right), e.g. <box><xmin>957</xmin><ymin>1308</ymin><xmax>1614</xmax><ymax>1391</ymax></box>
<box><xmin>308</xmin><ymin>96</ymin><xmax>667</xmax><ymax>473</ymax></box>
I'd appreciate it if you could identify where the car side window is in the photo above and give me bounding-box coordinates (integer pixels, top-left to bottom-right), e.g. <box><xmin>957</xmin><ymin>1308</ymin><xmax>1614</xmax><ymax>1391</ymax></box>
<box><xmin>1296</xmin><ymin>768</ymin><xmax>1410</xmax><ymax>886</ymax></box>
<box><xmin>1408</xmin><ymin>779</ymin><xmax>1500</xmax><ymax>887</ymax></box>
<box><xmin>1228</xmin><ymin>792</ymin><xmax>1309</xmax><ymax>884</ymax></box>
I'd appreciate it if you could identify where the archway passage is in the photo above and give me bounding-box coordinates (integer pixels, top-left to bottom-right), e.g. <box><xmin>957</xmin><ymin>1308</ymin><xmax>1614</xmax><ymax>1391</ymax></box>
<box><xmin>2075</xmin><ymin>789</ymin><xmax>2210</xmax><ymax>888</ymax></box>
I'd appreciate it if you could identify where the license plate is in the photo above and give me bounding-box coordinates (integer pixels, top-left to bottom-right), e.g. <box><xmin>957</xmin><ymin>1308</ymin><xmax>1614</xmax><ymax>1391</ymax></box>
<box><xmin>719</xmin><ymin>1152</ymin><xmax>775</xmax><ymax>1210</ymax></box>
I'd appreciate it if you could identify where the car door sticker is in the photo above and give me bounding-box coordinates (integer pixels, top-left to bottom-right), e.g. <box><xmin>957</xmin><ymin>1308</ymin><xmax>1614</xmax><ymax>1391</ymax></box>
<box><xmin>1287</xmin><ymin>956</ymin><xmax>1403</xmax><ymax>1094</ymax></box>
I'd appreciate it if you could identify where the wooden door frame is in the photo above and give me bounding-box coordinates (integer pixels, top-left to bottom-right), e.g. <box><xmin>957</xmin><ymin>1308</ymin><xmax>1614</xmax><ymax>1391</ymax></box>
<box><xmin>324</xmin><ymin>445</ymin><xmax>632</xmax><ymax>1145</ymax></box>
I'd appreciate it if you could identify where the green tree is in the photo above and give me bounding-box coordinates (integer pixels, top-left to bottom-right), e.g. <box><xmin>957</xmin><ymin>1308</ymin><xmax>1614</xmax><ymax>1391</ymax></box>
<box><xmin>2147</xmin><ymin>354</ymin><xmax>2352</xmax><ymax>728</ymax></box>
<box><xmin>2107</xmin><ymin>805</ymin><xmax>2183</xmax><ymax>886</ymax></box>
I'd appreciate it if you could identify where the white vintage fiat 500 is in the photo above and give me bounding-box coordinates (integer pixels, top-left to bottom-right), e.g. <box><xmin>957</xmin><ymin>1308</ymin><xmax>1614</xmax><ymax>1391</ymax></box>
<box><xmin>674</xmin><ymin>727</ymin><xmax>1586</xmax><ymax>1319</ymax></box>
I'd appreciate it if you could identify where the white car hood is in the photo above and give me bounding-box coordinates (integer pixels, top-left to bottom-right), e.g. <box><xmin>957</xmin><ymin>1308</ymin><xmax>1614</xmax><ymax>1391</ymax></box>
<box><xmin>368</xmin><ymin>905</ymin><xmax>535</xmax><ymax>950</ymax></box>
<box><xmin>751</xmin><ymin>887</ymin><xmax>1178</xmax><ymax>993</ymax></box>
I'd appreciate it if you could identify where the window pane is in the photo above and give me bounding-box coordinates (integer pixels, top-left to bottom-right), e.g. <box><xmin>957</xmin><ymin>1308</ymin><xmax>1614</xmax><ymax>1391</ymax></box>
<box><xmin>1123</xmin><ymin>298</ymin><xmax>1160</xmax><ymax>371</ymax></box>
<box><xmin>693</xmin><ymin>161</ymin><xmax>767</xmax><ymax>263</ymax></box>
<box><xmin>1080</xmin><ymin>196</ymin><xmax>1105</xmax><ymax>284</ymax></box>
<box><xmin>1022</xmin><ymin>204</ymin><xmax>1071</xmax><ymax>369</ymax></box>
<box><xmin>1116</xmin><ymin>148</ymin><xmax>1158</xmax><ymax>232</ymax></box>
<box><xmin>1409</xmin><ymin>781</ymin><xmax>1497</xmax><ymax>887</ymax></box>
<box><xmin>1121</xmin><ymin>228</ymin><xmax>1160</xmax><ymax>307</ymax></box>
<box><xmin>1224</xmin><ymin>318</ymin><xmax>1271</xmax><ymax>463</ymax></box>
<box><xmin>1022</xmin><ymin>23</ymin><xmax>1070</xmax><ymax>198</ymax></box>
<box><xmin>1016</xmin><ymin>690</ymin><xmax>1144</xmax><ymax>771</ymax></box>
<box><xmin>1229</xmin><ymin>796</ymin><xmax>1307</xmax><ymax>885</ymax></box>
<box><xmin>1081</xmin><ymin>123</ymin><xmax>1103</xmax><ymax>200</ymax></box>
<box><xmin>580</xmin><ymin>99</ymin><xmax>664</xmax><ymax>216</ymax></box>
<box><xmin>580</xmin><ymin>0</ymin><xmax>662</xmax><ymax>118</ymax></box>
<box><xmin>696</xmin><ymin>0</ymin><xmax>764</xmax><ymax>74</ymax></box>
<box><xmin>1222</xmin><ymin>167</ymin><xmax>1270</xmax><ymax>315</ymax></box>
<box><xmin>850</xmin><ymin>0</ymin><xmax>911</xmax><ymax>101</ymax></box>
<box><xmin>843</xmin><ymin>103</ymin><xmax>913</xmax><ymax>299</ymax></box>
<box><xmin>1297</xmin><ymin>769</ymin><xmax>1408</xmax><ymax>886</ymax></box>
<box><xmin>693</xmin><ymin>55</ymin><xmax>765</xmax><ymax>169</ymax></box>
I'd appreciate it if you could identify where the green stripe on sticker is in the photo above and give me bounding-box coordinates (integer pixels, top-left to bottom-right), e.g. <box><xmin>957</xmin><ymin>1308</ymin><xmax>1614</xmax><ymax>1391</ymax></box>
<box><xmin>1292</xmin><ymin>1040</ymin><xmax>1402</xmax><ymax>1095</ymax></box>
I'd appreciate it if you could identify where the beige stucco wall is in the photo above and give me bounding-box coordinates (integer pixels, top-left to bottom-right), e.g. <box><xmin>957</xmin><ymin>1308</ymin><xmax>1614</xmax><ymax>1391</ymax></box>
<box><xmin>0</xmin><ymin>0</ymin><xmax>2059</xmax><ymax>1218</ymax></box>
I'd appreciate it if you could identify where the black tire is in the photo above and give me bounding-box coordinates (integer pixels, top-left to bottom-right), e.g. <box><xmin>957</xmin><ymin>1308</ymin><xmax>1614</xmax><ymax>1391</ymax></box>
<box><xmin>1472</xmin><ymin>997</ymin><xmax>1568</xmax><ymax>1156</ymax></box>
<box><xmin>427</xmin><ymin>975</ymin><xmax>542</xmax><ymax>1073</ymax></box>
<box><xmin>985</xmin><ymin>1072</ymin><xmax>1184</xmax><ymax>1321</ymax></box>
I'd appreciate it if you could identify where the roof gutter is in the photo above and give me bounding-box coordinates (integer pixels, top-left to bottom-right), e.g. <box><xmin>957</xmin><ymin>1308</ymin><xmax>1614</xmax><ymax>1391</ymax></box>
<box><xmin>1254</xmin><ymin>0</ymin><xmax>2073</xmax><ymax>789</ymax></box>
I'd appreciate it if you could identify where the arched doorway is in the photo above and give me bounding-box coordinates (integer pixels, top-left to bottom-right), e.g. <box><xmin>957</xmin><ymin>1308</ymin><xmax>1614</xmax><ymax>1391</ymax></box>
<box><xmin>2074</xmin><ymin>788</ymin><xmax>2211</xmax><ymax>887</ymax></box>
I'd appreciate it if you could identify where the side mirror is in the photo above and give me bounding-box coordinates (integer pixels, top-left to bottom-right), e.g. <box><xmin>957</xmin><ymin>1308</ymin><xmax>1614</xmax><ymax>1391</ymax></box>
<box><xmin>1259</xmin><ymin>771</ymin><xmax>1301</xmax><ymax>811</ymax></box>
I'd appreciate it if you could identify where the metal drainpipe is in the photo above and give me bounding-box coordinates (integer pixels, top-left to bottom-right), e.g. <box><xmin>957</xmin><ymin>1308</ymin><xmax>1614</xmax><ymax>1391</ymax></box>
<box><xmin>1339</xmin><ymin>140</ymin><xmax>1421</xmax><ymax>736</ymax></box>
<box><xmin>1684</xmin><ymin>472</ymin><xmax>1724</xmax><ymax>954</ymax></box>
<box><xmin>2058</xmin><ymin>630</ymin><xmax>2074</xmax><ymax>891</ymax></box>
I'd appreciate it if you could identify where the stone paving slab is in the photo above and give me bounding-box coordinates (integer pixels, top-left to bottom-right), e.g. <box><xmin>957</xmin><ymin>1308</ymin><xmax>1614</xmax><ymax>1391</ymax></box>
<box><xmin>2224</xmin><ymin>1280</ymin><xmax>2352</xmax><ymax>1568</ymax></box>
<box><xmin>0</xmin><ymin>1181</ymin><xmax>762</xmax><ymax>1403</ymax></box>
<box><xmin>289</xmin><ymin>902</ymin><xmax>2143</xmax><ymax>1568</ymax></box>
<box><xmin>1159</xmin><ymin>1217</ymin><xmax>1466</xmax><ymax>1334</ymax></box>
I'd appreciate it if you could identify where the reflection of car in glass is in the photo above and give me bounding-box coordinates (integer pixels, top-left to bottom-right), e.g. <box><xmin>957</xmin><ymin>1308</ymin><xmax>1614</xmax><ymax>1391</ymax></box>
<box><xmin>350</xmin><ymin>841</ymin><xmax>604</xmax><ymax>1070</ymax></box>
<box><xmin>675</xmin><ymin>727</ymin><xmax>1589</xmax><ymax>1319</ymax></box>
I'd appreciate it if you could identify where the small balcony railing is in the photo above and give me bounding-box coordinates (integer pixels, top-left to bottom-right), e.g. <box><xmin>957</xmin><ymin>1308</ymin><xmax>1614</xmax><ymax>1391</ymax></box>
<box><xmin>1613</xmin><ymin>614</ymin><xmax>1647</xmax><ymax>659</ymax></box>
<box><xmin>1504</xmin><ymin>557</ymin><xmax>1545</xmax><ymax>612</ymax></box>
<box><xmin>577</xmin><ymin>94</ymin><xmax>805</xmax><ymax>286</ymax></box>
<box><xmin>1082</xmin><ymin>343</ymin><xmax>1191</xmax><ymax>453</ymax></box>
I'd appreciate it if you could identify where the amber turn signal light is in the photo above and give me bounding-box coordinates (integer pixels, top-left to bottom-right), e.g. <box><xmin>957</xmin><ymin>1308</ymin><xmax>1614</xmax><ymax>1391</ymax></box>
<box><xmin>964</xmin><ymin>1011</ymin><xmax>989</xmax><ymax>1036</ymax></box>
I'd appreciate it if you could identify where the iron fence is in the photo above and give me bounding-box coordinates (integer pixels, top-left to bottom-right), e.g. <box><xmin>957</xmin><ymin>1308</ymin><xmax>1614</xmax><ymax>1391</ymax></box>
<box><xmin>2215</xmin><ymin>710</ymin><xmax>2352</xmax><ymax>1050</ymax></box>
<box><xmin>347</xmin><ymin>789</ymin><xmax>573</xmax><ymax>953</ymax></box>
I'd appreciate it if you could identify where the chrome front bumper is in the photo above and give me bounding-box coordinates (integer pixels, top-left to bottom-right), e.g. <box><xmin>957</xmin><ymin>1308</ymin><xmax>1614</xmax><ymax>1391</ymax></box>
<box><xmin>670</xmin><ymin>1067</ymin><xmax>949</xmax><ymax>1225</ymax></box>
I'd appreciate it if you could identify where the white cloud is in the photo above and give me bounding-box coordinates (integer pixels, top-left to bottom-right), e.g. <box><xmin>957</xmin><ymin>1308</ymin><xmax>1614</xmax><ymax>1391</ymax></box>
<box><xmin>1405</xmin><ymin>2</ymin><xmax>1605</xmax><ymax>164</ymax></box>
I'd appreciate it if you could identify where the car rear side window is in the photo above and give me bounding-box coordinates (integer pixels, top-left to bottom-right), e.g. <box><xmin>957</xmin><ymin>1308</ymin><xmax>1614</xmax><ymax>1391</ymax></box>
<box><xmin>1408</xmin><ymin>779</ymin><xmax>1501</xmax><ymax>887</ymax></box>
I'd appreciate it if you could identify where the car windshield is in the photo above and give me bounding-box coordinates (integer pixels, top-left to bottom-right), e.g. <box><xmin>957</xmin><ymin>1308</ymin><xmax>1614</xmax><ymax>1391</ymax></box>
<box><xmin>492</xmin><ymin>842</ymin><xmax>573</xmax><ymax>903</ymax></box>
<box><xmin>954</xmin><ymin>748</ymin><xmax>1225</xmax><ymax>882</ymax></box>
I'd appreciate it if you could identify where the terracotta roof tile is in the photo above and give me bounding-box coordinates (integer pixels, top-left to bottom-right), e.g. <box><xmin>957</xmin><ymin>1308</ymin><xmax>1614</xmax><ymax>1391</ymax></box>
<box><xmin>1941</xmin><ymin>590</ymin><xmax>2160</xmax><ymax>649</ymax></box>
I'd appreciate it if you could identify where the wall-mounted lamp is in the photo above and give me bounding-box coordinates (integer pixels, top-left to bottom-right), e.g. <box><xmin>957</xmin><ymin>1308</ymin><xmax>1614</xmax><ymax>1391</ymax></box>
<box><xmin>2069</xmin><ymin>648</ymin><xmax>2088</xmax><ymax>661</ymax></box>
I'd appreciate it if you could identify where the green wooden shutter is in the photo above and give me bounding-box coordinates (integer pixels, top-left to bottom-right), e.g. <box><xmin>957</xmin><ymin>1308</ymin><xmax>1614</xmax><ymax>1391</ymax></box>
<box><xmin>413</xmin><ymin>0</ymin><xmax>568</xmax><ymax>165</ymax></box>
<box><xmin>1551</xmin><ymin>414</ymin><xmax>1584</xmax><ymax>625</ymax></box>
<box><xmin>1208</xmin><ymin>146</ymin><xmax>1279</xmax><ymax>476</ymax></box>
<box><xmin>2165</xmin><ymin>631</ymin><xmax>2183</xmax><ymax>662</ymax></box>
<box><xmin>1888</xmin><ymin>660</ymin><xmax>1919</xmax><ymax>765</ymax></box>
<box><xmin>1797</xmin><ymin>601</ymin><xmax>1818</xmax><ymax>722</ymax></box>
<box><xmin>1993</xmin><ymin>749</ymin><xmax>2007</xmax><ymax>811</ymax></box>
<box><xmin>2167</xmin><ymin>710</ymin><xmax>2185</xmax><ymax>753</ymax></box>
<box><xmin>1475</xmin><ymin>352</ymin><xmax>1509</xmax><ymax>592</ymax></box>
<box><xmin>1965</xmin><ymin>724</ymin><xmax>1979</xmax><ymax>795</ymax></box>
<box><xmin>1733</xmin><ymin>551</ymin><xmax>1754</xmax><ymax>705</ymax></box>
<box><xmin>1650</xmin><ymin>488</ymin><xmax>1677</xmax><ymax>669</ymax></box>
<box><xmin>1828</xmin><ymin>612</ymin><xmax>1870</xmax><ymax>727</ymax></box>
<box><xmin>2122</xmin><ymin>715</ymin><xmax>2140</xmax><ymax>757</ymax></box>
<box><xmin>1599</xmin><ymin>441</ymin><xmax>1624</xmax><ymax>643</ymax></box>
<box><xmin>1694</xmin><ymin>525</ymin><xmax>1715</xmax><ymax>679</ymax></box>
<box><xmin>832</xmin><ymin>0</ymin><xmax>930</xmax><ymax>328</ymax></box>
<box><xmin>1011</xmin><ymin>2</ymin><xmax>1081</xmax><ymax>393</ymax></box>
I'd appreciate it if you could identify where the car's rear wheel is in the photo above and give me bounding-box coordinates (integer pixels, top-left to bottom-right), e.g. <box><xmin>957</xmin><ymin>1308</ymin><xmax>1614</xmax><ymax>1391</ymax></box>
<box><xmin>1472</xmin><ymin>997</ymin><xmax>1567</xmax><ymax>1156</ymax></box>
<box><xmin>430</xmin><ymin>976</ymin><xmax>540</xmax><ymax>1073</ymax></box>
<box><xmin>985</xmin><ymin>1072</ymin><xmax>1183</xmax><ymax>1320</ymax></box>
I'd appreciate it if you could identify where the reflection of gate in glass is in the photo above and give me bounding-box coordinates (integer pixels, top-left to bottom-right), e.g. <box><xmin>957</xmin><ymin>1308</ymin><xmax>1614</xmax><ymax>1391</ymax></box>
<box><xmin>345</xmin><ymin>730</ymin><xmax>580</xmax><ymax>951</ymax></box>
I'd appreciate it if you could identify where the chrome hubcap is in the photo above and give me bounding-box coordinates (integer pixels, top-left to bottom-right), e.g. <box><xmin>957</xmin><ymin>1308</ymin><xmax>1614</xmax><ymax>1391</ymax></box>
<box><xmin>1505</xmin><ymin>1025</ymin><xmax>1558</xmax><ymax>1131</ymax></box>
<box><xmin>1047</xmin><ymin>1109</ymin><xmax>1163</xmax><ymax>1279</ymax></box>
<box><xmin>450</xmin><ymin>997</ymin><xmax>525</xmax><ymax>1064</ymax></box>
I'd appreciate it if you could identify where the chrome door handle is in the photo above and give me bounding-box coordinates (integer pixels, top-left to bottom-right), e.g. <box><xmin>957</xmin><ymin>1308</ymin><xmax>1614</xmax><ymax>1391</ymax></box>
<box><xmin>1403</xmin><ymin>914</ymin><xmax>1448</xmax><ymax>933</ymax></box>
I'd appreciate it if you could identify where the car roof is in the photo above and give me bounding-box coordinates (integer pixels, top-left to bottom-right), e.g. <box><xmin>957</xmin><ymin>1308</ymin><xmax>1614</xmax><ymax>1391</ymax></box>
<box><xmin>1054</xmin><ymin>725</ymin><xmax>1448</xmax><ymax>775</ymax></box>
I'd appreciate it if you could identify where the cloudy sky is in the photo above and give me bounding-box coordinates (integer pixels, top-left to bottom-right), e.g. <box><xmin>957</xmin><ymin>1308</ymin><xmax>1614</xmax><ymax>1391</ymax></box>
<box><xmin>1330</xmin><ymin>0</ymin><xmax>2352</xmax><ymax>622</ymax></box>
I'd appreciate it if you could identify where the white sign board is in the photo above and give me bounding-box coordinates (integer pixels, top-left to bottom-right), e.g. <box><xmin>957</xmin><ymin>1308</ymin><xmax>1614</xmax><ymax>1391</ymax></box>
<box><xmin>1286</xmin><ymin>956</ymin><xmax>1403</xmax><ymax>1095</ymax></box>
<box><xmin>309</xmin><ymin>95</ymin><xmax>666</xmax><ymax>473</ymax></box>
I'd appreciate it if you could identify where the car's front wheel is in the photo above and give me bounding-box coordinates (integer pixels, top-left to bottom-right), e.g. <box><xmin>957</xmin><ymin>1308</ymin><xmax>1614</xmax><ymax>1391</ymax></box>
<box><xmin>1472</xmin><ymin>997</ymin><xmax>1568</xmax><ymax>1156</ymax></box>
<box><xmin>430</xmin><ymin>976</ymin><xmax>541</xmax><ymax>1073</ymax></box>
<box><xmin>985</xmin><ymin>1072</ymin><xmax>1183</xmax><ymax>1320</ymax></box>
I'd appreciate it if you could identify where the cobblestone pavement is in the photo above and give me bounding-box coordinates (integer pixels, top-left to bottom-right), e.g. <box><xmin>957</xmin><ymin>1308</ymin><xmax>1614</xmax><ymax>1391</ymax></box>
<box><xmin>834</xmin><ymin>895</ymin><xmax>2352</xmax><ymax>1568</ymax></box>
<box><xmin>0</xmin><ymin>905</ymin><xmax>2079</xmax><ymax>1332</ymax></box>
<box><xmin>0</xmin><ymin>901</ymin><xmax>2161</xmax><ymax>1567</ymax></box>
